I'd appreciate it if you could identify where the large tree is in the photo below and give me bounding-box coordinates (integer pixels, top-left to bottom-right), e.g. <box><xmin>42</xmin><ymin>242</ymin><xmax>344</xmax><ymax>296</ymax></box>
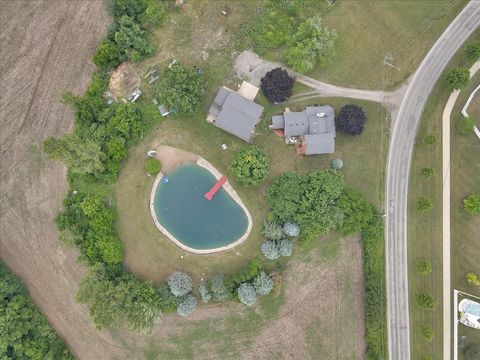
<box><xmin>231</xmin><ymin>146</ymin><xmax>270</xmax><ymax>187</ymax></box>
<box><xmin>337</xmin><ymin>188</ymin><xmax>374</xmax><ymax>235</ymax></box>
<box><xmin>445</xmin><ymin>67</ymin><xmax>470</xmax><ymax>92</ymax></box>
<box><xmin>44</xmin><ymin>134</ymin><xmax>105</xmax><ymax>176</ymax></box>
<box><xmin>286</xmin><ymin>16</ymin><xmax>337</xmax><ymax>73</ymax></box>
<box><xmin>336</xmin><ymin>104</ymin><xmax>367</xmax><ymax>135</ymax></box>
<box><xmin>157</xmin><ymin>63</ymin><xmax>205</xmax><ymax>115</ymax></box>
<box><xmin>260</xmin><ymin>68</ymin><xmax>294</xmax><ymax>103</ymax></box>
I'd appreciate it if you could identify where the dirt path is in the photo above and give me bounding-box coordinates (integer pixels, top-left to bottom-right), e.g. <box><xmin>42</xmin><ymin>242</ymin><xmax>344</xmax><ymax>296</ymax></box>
<box><xmin>0</xmin><ymin>2</ymin><xmax>134</xmax><ymax>359</ymax></box>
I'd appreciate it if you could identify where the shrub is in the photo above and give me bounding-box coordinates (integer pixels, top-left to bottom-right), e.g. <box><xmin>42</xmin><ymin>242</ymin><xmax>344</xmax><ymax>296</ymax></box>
<box><xmin>421</xmin><ymin>325</ymin><xmax>433</xmax><ymax>341</ymax></box>
<box><xmin>417</xmin><ymin>260</ymin><xmax>432</xmax><ymax>275</ymax></box>
<box><xmin>464</xmin><ymin>41</ymin><xmax>480</xmax><ymax>63</ymax></box>
<box><xmin>337</xmin><ymin>188</ymin><xmax>375</xmax><ymax>235</ymax></box>
<box><xmin>456</xmin><ymin>116</ymin><xmax>475</xmax><ymax>135</ymax></box>
<box><xmin>230</xmin><ymin>258</ymin><xmax>262</xmax><ymax>285</ymax></box>
<box><xmin>145</xmin><ymin>158</ymin><xmax>161</xmax><ymax>175</ymax></box>
<box><xmin>0</xmin><ymin>261</ymin><xmax>74</xmax><ymax>360</ymax></box>
<box><xmin>420</xmin><ymin>168</ymin><xmax>436</xmax><ymax>178</ymax></box>
<box><xmin>466</xmin><ymin>272</ymin><xmax>480</xmax><ymax>286</ymax></box>
<box><xmin>331</xmin><ymin>158</ymin><xmax>343</xmax><ymax>170</ymax></box>
<box><xmin>463</xmin><ymin>193</ymin><xmax>480</xmax><ymax>215</ymax></box>
<box><xmin>267</xmin><ymin>172</ymin><xmax>307</xmax><ymax>222</ymax></box>
<box><xmin>260</xmin><ymin>67</ymin><xmax>294</xmax><ymax>103</ymax></box>
<box><xmin>92</xmin><ymin>40</ymin><xmax>123</xmax><ymax>70</ymax></box>
<box><xmin>167</xmin><ymin>271</ymin><xmax>192</xmax><ymax>297</ymax></box>
<box><xmin>278</xmin><ymin>238</ymin><xmax>293</xmax><ymax>257</ymax></box>
<box><xmin>417</xmin><ymin>198</ymin><xmax>433</xmax><ymax>213</ymax></box>
<box><xmin>261</xmin><ymin>240</ymin><xmax>281</xmax><ymax>260</ymax></box>
<box><xmin>176</xmin><ymin>294</ymin><xmax>197</xmax><ymax>317</ymax></box>
<box><xmin>253</xmin><ymin>271</ymin><xmax>274</xmax><ymax>295</ymax></box>
<box><xmin>237</xmin><ymin>283</ymin><xmax>257</xmax><ymax>306</ymax></box>
<box><xmin>416</xmin><ymin>293</ymin><xmax>436</xmax><ymax>310</ymax></box>
<box><xmin>283</xmin><ymin>222</ymin><xmax>300</xmax><ymax>237</ymax></box>
<box><xmin>157</xmin><ymin>63</ymin><xmax>205</xmax><ymax>115</ymax></box>
<box><xmin>208</xmin><ymin>274</ymin><xmax>232</xmax><ymax>302</ymax></box>
<box><xmin>262</xmin><ymin>221</ymin><xmax>284</xmax><ymax>241</ymax></box>
<box><xmin>199</xmin><ymin>283</ymin><xmax>212</xmax><ymax>303</ymax></box>
<box><xmin>286</xmin><ymin>16</ymin><xmax>337</xmax><ymax>73</ymax></box>
<box><xmin>247</xmin><ymin>9</ymin><xmax>296</xmax><ymax>53</ymax></box>
<box><xmin>336</xmin><ymin>105</ymin><xmax>367</xmax><ymax>135</ymax></box>
<box><xmin>422</xmin><ymin>134</ymin><xmax>438</xmax><ymax>144</ymax></box>
<box><xmin>445</xmin><ymin>67</ymin><xmax>470</xmax><ymax>92</ymax></box>
<box><xmin>231</xmin><ymin>146</ymin><xmax>270</xmax><ymax>187</ymax></box>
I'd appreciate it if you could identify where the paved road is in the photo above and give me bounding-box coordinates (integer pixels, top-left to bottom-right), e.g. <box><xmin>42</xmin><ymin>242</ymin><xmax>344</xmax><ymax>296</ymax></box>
<box><xmin>385</xmin><ymin>2</ymin><xmax>480</xmax><ymax>360</ymax></box>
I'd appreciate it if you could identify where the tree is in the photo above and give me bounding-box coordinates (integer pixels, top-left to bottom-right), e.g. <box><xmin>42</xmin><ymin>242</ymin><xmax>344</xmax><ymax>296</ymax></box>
<box><xmin>0</xmin><ymin>261</ymin><xmax>74</xmax><ymax>360</ymax></box>
<box><xmin>253</xmin><ymin>271</ymin><xmax>274</xmax><ymax>295</ymax></box>
<box><xmin>420</xmin><ymin>168</ymin><xmax>436</xmax><ymax>178</ymax></box>
<box><xmin>176</xmin><ymin>294</ymin><xmax>197</xmax><ymax>317</ymax></box>
<box><xmin>336</xmin><ymin>105</ymin><xmax>367</xmax><ymax>135</ymax></box>
<box><xmin>199</xmin><ymin>283</ymin><xmax>212</xmax><ymax>303</ymax></box>
<box><xmin>464</xmin><ymin>41</ymin><xmax>480</xmax><ymax>63</ymax></box>
<box><xmin>283</xmin><ymin>222</ymin><xmax>300</xmax><ymax>237</ymax></box>
<box><xmin>445</xmin><ymin>67</ymin><xmax>470</xmax><ymax>92</ymax></box>
<box><xmin>464</xmin><ymin>344</ymin><xmax>480</xmax><ymax>360</ymax></box>
<box><xmin>157</xmin><ymin>63</ymin><xmax>205</xmax><ymax>115</ymax></box>
<box><xmin>262</xmin><ymin>221</ymin><xmax>283</xmax><ymax>241</ymax></box>
<box><xmin>261</xmin><ymin>240</ymin><xmax>281</xmax><ymax>260</ymax></box>
<box><xmin>421</xmin><ymin>325</ymin><xmax>433</xmax><ymax>341</ymax></box>
<box><xmin>44</xmin><ymin>134</ymin><xmax>105</xmax><ymax>175</ymax></box>
<box><xmin>145</xmin><ymin>158</ymin><xmax>161</xmax><ymax>175</ymax></box>
<box><xmin>108</xmin><ymin>0</ymin><xmax>148</xmax><ymax>20</ymax></box>
<box><xmin>417</xmin><ymin>260</ymin><xmax>432</xmax><ymax>275</ymax></box>
<box><xmin>92</xmin><ymin>40</ymin><xmax>123</xmax><ymax>70</ymax></box>
<box><xmin>416</xmin><ymin>293</ymin><xmax>436</xmax><ymax>310</ymax></box>
<box><xmin>463</xmin><ymin>193</ymin><xmax>480</xmax><ymax>215</ymax></box>
<box><xmin>114</xmin><ymin>15</ymin><xmax>153</xmax><ymax>62</ymax></box>
<box><xmin>267</xmin><ymin>172</ymin><xmax>307</xmax><ymax>222</ymax></box>
<box><xmin>167</xmin><ymin>271</ymin><xmax>193</xmax><ymax>297</ymax></box>
<box><xmin>422</xmin><ymin>134</ymin><xmax>438</xmax><ymax>145</ymax></box>
<box><xmin>286</xmin><ymin>16</ymin><xmax>337</xmax><ymax>73</ymax></box>
<box><xmin>337</xmin><ymin>188</ymin><xmax>374</xmax><ymax>235</ymax></box>
<box><xmin>237</xmin><ymin>283</ymin><xmax>257</xmax><ymax>306</ymax></box>
<box><xmin>208</xmin><ymin>274</ymin><xmax>232</xmax><ymax>302</ymax></box>
<box><xmin>417</xmin><ymin>198</ymin><xmax>433</xmax><ymax>213</ymax></box>
<box><xmin>231</xmin><ymin>146</ymin><xmax>270</xmax><ymax>187</ymax></box>
<box><xmin>260</xmin><ymin>67</ymin><xmax>294</xmax><ymax>103</ymax></box>
<box><xmin>331</xmin><ymin>158</ymin><xmax>343</xmax><ymax>170</ymax></box>
<box><xmin>466</xmin><ymin>272</ymin><xmax>480</xmax><ymax>286</ymax></box>
<box><xmin>456</xmin><ymin>116</ymin><xmax>475</xmax><ymax>135</ymax></box>
<box><xmin>277</xmin><ymin>238</ymin><xmax>293</xmax><ymax>257</ymax></box>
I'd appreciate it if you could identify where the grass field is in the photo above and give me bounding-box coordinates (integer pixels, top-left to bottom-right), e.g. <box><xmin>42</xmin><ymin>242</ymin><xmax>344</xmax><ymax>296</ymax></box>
<box><xmin>407</xmin><ymin>32</ymin><xmax>479</xmax><ymax>360</ymax></box>
<box><xmin>263</xmin><ymin>0</ymin><xmax>468</xmax><ymax>89</ymax></box>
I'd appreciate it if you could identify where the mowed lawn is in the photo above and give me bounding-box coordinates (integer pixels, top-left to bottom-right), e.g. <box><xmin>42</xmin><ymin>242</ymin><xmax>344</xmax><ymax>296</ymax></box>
<box><xmin>451</xmin><ymin>73</ymin><xmax>480</xmax><ymax>298</ymax></box>
<box><xmin>407</xmin><ymin>32</ymin><xmax>479</xmax><ymax>360</ymax></box>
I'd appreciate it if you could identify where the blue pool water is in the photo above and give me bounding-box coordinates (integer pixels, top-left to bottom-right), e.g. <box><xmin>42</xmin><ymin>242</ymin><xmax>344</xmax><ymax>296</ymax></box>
<box><xmin>464</xmin><ymin>302</ymin><xmax>480</xmax><ymax>317</ymax></box>
<box><xmin>153</xmin><ymin>163</ymin><xmax>248</xmax><ymax>250</ymax></box>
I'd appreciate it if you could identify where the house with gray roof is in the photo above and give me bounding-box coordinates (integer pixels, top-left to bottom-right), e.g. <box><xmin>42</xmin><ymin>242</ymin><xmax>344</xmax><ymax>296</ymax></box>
<box><xmin>271</xmin><ymin>105</ymin><xmax>336</xmax><ymax>155</ymax></box>
<box><xmin>208</xmin><ymin>87</ymin><xmax>264</xmax><ymax>142</ymax></box>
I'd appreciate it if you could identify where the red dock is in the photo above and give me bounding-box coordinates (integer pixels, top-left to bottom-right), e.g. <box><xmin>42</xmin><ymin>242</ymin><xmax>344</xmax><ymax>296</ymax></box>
<box><xmin>204</xmin><ymin>176</ymin><xmax>227</xmax><ymax>200</ymax></box>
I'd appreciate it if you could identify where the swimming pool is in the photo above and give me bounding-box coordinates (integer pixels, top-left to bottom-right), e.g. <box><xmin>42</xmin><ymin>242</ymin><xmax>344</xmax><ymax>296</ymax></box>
<box><xmin>151</xmin><ymin>163</ymin><xmax>250</xmax><ymax>253</ymax></box>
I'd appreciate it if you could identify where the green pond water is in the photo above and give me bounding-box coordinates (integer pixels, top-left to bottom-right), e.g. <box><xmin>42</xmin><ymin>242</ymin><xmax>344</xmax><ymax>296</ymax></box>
<box><xmin>153</xmin><ymin>163</ymin><xmax>249</xmax><ymax>250</ymax></box>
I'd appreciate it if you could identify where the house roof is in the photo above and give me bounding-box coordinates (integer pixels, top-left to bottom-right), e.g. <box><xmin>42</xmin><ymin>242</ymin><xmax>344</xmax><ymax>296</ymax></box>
<box><xmin>272</xmin><ymin>115</ymin><xmax>285</xmax><ymax>129</ymax></box>
<box><xmin>304</xmin><ymin>133</ymin><xmax>335</xmax><ymax>155</ymax></box>
<box><xmin>284</xmin><ymin>112</ymin><xmax>309</xmax><ymax>136</ymax></box>
<box><xmin>210</xmin><ymin>88</ymin><xmax>264</xmax><ymax>142</ymax></box>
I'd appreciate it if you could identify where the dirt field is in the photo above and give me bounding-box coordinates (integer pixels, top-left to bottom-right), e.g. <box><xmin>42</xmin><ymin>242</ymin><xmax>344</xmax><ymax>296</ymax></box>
<box><xmin>0</xmin><ymin>1</ymin><xmax>130</xmax><ymax>359</ymax></box>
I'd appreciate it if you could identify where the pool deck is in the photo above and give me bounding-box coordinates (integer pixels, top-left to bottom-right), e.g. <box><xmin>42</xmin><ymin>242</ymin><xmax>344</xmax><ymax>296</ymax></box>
<box><xmin>149</xmin><ymin>151</ymin><xmax>253</xmax><ymax>254</ymax></box>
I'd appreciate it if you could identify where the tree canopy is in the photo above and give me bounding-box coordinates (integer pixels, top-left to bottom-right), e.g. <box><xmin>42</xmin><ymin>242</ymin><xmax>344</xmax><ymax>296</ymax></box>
<box><xmin>463</xmin><ymin>193</ymin><xmax>480</xmax><ymax>215</ymax></box>
<box><xmin>445</xmin><ymin>67</ymin><xmax>470</xmax><ymax>92</ymax></box>
<box><xmin>157</xmin><ymin>63</ymin><xmax>205</xmax><ymax>115</ymax></box>
<box><xmin>336</xmin><ymin>105</ymin><xmax>367</xmax><ymax>135</ymax></box>
<box><xmin>337</xmin><ymin>188</ymin><xmax>375</xmax><ymax>235</ymax></box>
<box><xmin>286</xmin><ymin>16</ymin><xmax>337</xmax><ymax>73</ymax></box>
<box><xmin>261</xmin><ymin>67</ymin><xmax>294</xmax><ymax>103</ymax></box>
<box><xmin>231</xmin><ymin>146</ymin><xmax>270</xmax><ymax>187</ymax></box>
<box><xmin>464</xmin><ymin>41</ymin><xmax>480</xmax><ymax>63</ymax></box>
<box><xmin>0</xmin><ymin>261</ymin><xmax>73</xmax><ymax>360</ymax></box>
